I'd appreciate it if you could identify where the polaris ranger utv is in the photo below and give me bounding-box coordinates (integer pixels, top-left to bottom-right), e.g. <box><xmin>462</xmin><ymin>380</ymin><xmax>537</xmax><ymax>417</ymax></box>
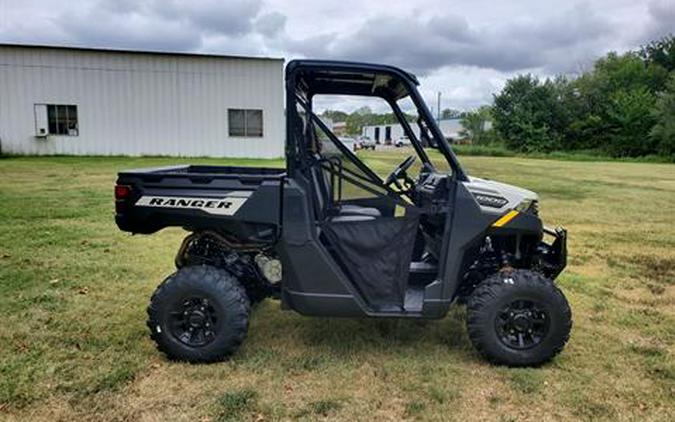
<box><xmin>115</xmin><ymin>60</ymin><xmax>570</xmax><ymax>366</ymax></box>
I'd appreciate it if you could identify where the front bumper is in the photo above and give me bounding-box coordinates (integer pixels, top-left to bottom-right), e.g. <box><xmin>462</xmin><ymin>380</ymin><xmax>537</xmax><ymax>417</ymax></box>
<box><xmin>536</xmin><ymin>226</ymin><xmax>567</xmax><ymax>279</ymax></box>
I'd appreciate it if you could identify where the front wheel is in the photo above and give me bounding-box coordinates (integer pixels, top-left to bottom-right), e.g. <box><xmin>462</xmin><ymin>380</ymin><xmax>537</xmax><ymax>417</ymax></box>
<box><xmin>147</xmin><ymin>265</ymin><xmax>250</xmax><ymax>363</ymax></box>
<box><xmin>466</xmin><ymin>269</ymin><xmax>571</xmax><ymax>366</ymax></box>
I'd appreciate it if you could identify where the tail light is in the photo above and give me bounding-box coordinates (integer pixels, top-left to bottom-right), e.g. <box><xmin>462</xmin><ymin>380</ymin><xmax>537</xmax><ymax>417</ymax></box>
<box><xmin>115</xmin><ymin>184</ymin><xmax>132</xmax><ymax>213</ymax></box>
<box><xmin>115</xmin><ymin>184</ymin><xmax>132</xmax><ymax>200</ymax></box>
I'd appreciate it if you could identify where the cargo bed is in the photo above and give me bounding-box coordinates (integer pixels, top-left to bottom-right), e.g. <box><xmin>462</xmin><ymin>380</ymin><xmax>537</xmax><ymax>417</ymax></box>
<box><xmin>115</xmin><ymin>165</ymin><xmax>286</xmax><ymax>241</ymax></box>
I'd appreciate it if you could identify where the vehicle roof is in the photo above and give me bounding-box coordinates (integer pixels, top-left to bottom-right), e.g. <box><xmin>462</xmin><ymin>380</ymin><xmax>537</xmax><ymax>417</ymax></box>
<box><xmin>287</xmin><ymin>59</ymin><xmax>419</xmax><ymax>84</ymax></box>
<box><xmin>286</xmin><ymin>59</ymin><xmax>419</xmax><ymax>100</ymax></box>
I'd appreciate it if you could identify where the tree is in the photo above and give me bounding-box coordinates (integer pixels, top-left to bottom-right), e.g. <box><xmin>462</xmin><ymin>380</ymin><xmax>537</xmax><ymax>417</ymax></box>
<box><xmin>639</xmin><ymin>34</ymin><xmax>675</xmax><ymax>72</ymax></box>
<box><xmin>354</xmin><ymin>106</ymin><xmax>373</xmax><ymax>115</ymax></box>
<box><xmin>492</xmin><ymin>74</ymin><xmax>563</xmax><ymax>152</ymax></box>
<box><xmin>565</xmin><ymin>52</ymin><xmax>665</xmax><ymax>155</ymax></box>
<box><xmin>339</xmin><ymin>107</ymin><xmax>416</xmax><ymax>135</ymax></box>
<box><xmin>441</xmin><ymin>108</ymin><xmax>462</xmax><ymax>119</ymax></box>
<box><xmin>650</xmin><ymin>74</ymin><xmax>675</xmax><ymax>158</ymax></box>
<box><xmin>490</xmin><ymin>35</ymin><xmax>675</xmax><ymax>158</ymax></box>
<box><xmin>321</xmin><ymin>109</ymin><xmax>349</xmax><ymax>123</ymax></box>
<box><xmin>344</xmin><ymin>107</ymin><xmax>374</xmax><ymax>135</ymax></box>
<box><xmin>459</xmin><ymin>105</ymin><xmax>493</xmax><ymax>144</ymax></box>
<box><xmin>605</xmin><ymin>87</ymin><xmax>657</xmax><ymax>156</ymax></box>
<box><xmin>591</xmin><ymin>51</ymin><xmax>668</xmax><ymax>94</ymax></box>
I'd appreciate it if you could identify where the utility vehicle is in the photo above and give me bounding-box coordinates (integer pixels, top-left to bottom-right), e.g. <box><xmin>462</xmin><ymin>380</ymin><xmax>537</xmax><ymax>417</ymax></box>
<box><xmin>115</xmin><ymin>60</ymin><xmax>570</xmax><ymax>366</ymax></box>
<box><xmin>359</xmin><ymin>136</ymin><xmax>377</xmax><ymax>150</ymax></box>
<box><xmin>395</xmin><ymin>135</ymin><xmax>412</xmax><ymax>148</ymax></box>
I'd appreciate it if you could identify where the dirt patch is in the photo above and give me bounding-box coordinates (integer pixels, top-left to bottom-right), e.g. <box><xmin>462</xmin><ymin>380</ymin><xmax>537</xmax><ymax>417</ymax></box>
<box><xmin>628</xmin><ymin>255</ymin><xmax>675</xmax><ymax>285</ymax></box>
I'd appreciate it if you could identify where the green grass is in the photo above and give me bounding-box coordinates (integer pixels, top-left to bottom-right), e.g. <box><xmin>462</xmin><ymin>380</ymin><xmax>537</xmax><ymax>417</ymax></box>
<box><xmin>1</xmin><ymin>153</ymin><xmax>674</xmax><ymax>420</ymax></box>
<box><xmin>215</xmin><ymin>389</ymin><xmax>259</xmax><ymax>422</ymax></box>
<box><xmin>452</xmin><ymin>144</ymin><xmax>675</xmax><ymax>163</ymax></box>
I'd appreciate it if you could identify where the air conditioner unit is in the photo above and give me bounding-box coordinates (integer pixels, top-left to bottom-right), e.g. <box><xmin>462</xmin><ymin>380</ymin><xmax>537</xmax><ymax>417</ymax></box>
<box><xmin>34</xmin><ymin>104</ymin><xmax>49</xmax><ymax>139</ymax></box>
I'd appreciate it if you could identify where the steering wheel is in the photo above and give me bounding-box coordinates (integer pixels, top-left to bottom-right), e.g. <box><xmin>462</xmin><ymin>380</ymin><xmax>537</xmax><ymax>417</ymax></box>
<box><xmin>384</xmin><ymin>155</ymin><xmax>417</xmax><ymax>192</ymax></box>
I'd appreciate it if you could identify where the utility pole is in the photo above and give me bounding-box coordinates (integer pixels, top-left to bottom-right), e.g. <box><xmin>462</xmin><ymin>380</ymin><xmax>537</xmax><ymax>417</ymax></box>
<box><xmin>437</xmin><ymin>92</ymin><xmax>441</xmax><ymax>123</ymax></box>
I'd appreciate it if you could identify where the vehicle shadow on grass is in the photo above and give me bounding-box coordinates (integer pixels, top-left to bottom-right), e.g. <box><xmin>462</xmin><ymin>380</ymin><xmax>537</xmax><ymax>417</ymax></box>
<box><xmin>285</xmin><ymin>307</ymin><xmax>472</xmax><ymax>359</ymax></box>
<box><xmin>232</xmin><ymin>302</ymin><xmax>480</xmax><ymax>376</ymax></box>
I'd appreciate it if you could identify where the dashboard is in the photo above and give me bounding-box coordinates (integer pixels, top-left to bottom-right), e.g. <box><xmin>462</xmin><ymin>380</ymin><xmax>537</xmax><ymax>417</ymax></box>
<box><xmin>415</xmin><ymin>171</ymin><xmax>451</xmax><ymax>206</ymax></box>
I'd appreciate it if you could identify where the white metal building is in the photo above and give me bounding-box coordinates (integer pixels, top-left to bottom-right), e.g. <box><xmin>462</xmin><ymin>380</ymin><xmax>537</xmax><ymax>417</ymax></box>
<box><xmin>361</xmin><ymin>118</ymin><xmax>466</xmax><ymax>143</ymax></box>
<box><xmin>0</xmin><ymin>44</ymin><xmax>284</xmax><ymax>157</ymax></box>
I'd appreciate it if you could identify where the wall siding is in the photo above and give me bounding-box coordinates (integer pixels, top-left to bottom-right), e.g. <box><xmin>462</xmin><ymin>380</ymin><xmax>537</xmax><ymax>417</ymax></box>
<box><xmin>0</xmin><ymin>46</ymin><xmax>284</xmax><ymax>158</ymax></box>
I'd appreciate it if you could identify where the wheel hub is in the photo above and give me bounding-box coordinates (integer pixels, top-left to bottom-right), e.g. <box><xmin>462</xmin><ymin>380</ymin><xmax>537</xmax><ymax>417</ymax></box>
<box><xmin>188</xmin><ymin>311</ymin><xmax>206</xmax><ymax>327</ymax></box>
<box><xmin>169</xmin><ymin>297</ymin><xmax>218</xmax><ymax>347</ymax></box>
<box><xmin>495</xmin><ymin>300</ymin><xmax>550</xmax><ymax>350</ymax></box>
<box><xmin>512</xmin><ymin>313</ymin><xmax>532</xmax><ymax>331</ymax></box>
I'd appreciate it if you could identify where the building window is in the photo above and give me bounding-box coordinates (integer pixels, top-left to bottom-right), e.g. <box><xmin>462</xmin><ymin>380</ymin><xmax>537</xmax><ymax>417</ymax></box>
<box><xmin>228</xmin><ymin>109</ymin><xmax>263</xmax><ymax>137</ymax></box>
<box><xmin>46</xmin><ymin>105</ymin><xmax>78</xmax><ymax>136</ymax></box>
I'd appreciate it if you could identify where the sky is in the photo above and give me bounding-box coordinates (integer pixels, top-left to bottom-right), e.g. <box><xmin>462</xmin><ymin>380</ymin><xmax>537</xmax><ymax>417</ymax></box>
<box><xmin>0</xmin><ymin>0</ymin><xmax>673</xmax><ymax>113</ymax></box>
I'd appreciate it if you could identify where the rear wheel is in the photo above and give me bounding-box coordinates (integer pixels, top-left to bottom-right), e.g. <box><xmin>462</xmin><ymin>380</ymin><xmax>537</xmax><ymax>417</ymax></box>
<box><xmin>466</xmin><ymin>269</ymin><xmax>571</xmax><ymax>366</ymax></box>
<box><xmin>147</xmin><ymin>265</ymin><xmax>250</xmax><ymax>363</ymax></box>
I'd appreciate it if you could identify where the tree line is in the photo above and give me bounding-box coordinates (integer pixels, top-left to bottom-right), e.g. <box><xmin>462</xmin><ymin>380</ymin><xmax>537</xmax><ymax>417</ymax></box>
<box><xmin>486</xmin><ymin>35</ymin><xmax>675</xmax><ymax>158</ymax></box>
<box><xmin>321</xmin><ymin>107</ymin><xmax>417</xmax><ymax>136</ymax></box>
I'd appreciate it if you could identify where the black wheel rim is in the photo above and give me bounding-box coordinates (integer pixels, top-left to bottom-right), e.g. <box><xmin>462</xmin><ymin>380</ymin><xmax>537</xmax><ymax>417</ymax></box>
<box><xmin>168</xmin><ymin>297</ymin><xmax>218</xmax><ymax>347</ymax></box>
<box><xmin>495</xmin><ymin>299</ymin><xmax>550</xmax><ymax>350</ymax></box>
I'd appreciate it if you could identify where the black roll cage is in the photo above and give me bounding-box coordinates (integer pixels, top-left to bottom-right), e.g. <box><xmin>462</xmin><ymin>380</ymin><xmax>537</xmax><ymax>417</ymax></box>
<box><xmin>294</xmin><ymin>93</ymin><xmax>403</xmax><ymax>201</ymax></box>
<box><xmin>285</xmin><ymin>60</ymin><xmax>468</xmax><ymax>182</ymax></box>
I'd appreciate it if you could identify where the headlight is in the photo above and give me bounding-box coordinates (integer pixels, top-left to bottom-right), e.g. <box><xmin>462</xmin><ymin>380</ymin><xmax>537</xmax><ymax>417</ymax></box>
<box><xmin>515</xmin><ymin>199</ymin><xmax>539</xmax><ymax>215</ymax></box>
